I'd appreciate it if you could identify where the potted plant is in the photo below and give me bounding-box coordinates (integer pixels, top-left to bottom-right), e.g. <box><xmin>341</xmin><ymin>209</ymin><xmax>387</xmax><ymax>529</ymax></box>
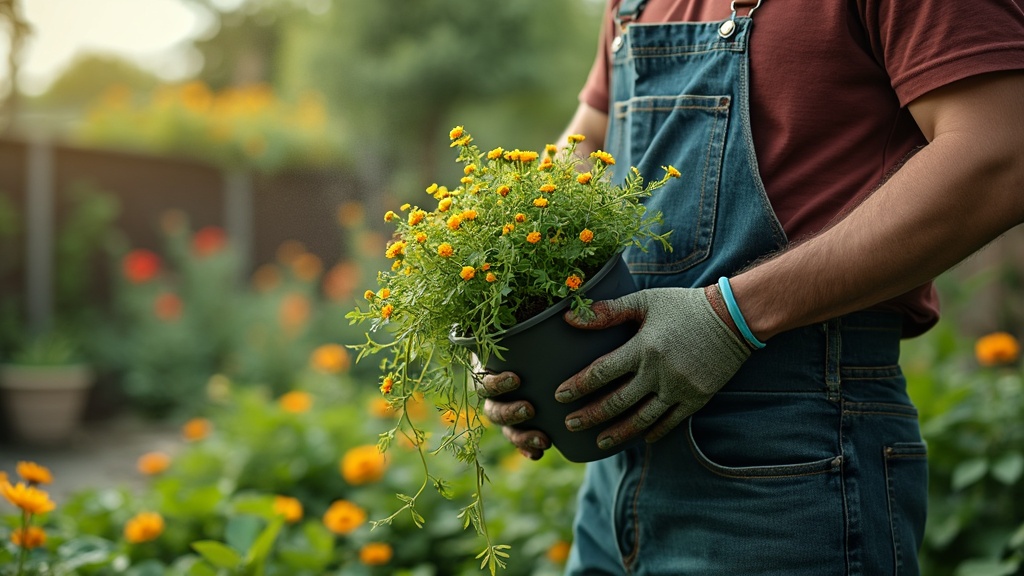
<box><xmin>0</xmin><ymin>330</ymin><xmax>95</xmax><ymax>446</ymax></box>
<box><xmin>347</xmin><ymin>127</ymin><xmax>675</xmax><ymax>572</ymax></box>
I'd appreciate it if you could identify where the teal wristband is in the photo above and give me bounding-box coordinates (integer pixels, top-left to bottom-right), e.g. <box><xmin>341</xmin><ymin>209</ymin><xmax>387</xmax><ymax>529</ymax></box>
<box><xmin>716</xmin><ymin>277</ymin><xmax>766</xmax><ymax>350</ymax></box>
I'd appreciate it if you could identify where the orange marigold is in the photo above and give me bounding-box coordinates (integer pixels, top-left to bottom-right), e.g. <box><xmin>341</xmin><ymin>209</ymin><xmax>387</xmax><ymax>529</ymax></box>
<box><xmin>533</xmin><ymin>197</ymin><xmax>549</xmax><ymax>208</ymax></box>
<box><xmin>487</xmin><ymin>147</ymin><xmax>504</xmax><ymax>160</ymax></box>
<box><xmin>502</xmin><ymin>223</ymin><xmax>515</xmax><ymax>235</ymax></box>
<box><xmin>360</xmin><ymin>542</ymin><xmax>394</xmax><ymax>566</ymax></box>
<box><xmin>341</xmin><ymin>445</ymin><xmax>388</xmax><ymax>485</ymax></box>
<box><xmin>380</xmin><ymin>376</ymin><xmax>394</xmax><ymax>394</ymax></box>
<box><xmin>273</xmin><ymin>495</ymin><xmax>303</xmax><ymax>524</ymax></box>
<box><xmin>590</xmin><ymin>150</ymin><xmax>615</xmax><ymax>165</ymax></box>
<box><xmin>364</xmin><ymin>289</ymin><xmax>375</xmax><ymax>301</ymax></box>
<box><xmin>381</xmin><ymin>304</ymin><xmax>394</xmax><ymax>319</ymax></box>
<box><xmin>579</xmin><ymin>229</ymin><xmax>594</xmax><ymax>243</ymax></box>
<box><xmin>311</xmin><ymin>343</ymin><xmax>350</xmax><ymax>374</ymax></box>
<box><xmin>496</xmin><ymin>185</ymin><xmax>510</xmax><ymax>197</ymax></box>
<box><xmin>279</xmin><ymin>391</ymin><xmax>313</xmax><ymax>413</ymax></box>
<box><xmin>547</xmin><ymin>540</ymin><xmax>572</xmax><ymax>563</ymax></box>
<box><xmin>437</xmin><ymin>243</ymin><xmax>454</xmax><ymax>257</ymax></box>
<box><xmin>460</xmin><ymin>266</ymin><xmax>476</xmax><ymax>281</ymax></box>
<box><xmin>539</xmin><ymin>183</ymin><xmax>556</xmax><ymax>193</ymax></box>
<box><xmin>515</xmin><ymin>213</ymin><xmax>527</xmax><ymax>223</ymax></box>
<box><xmin>408</xmin><ymin>209</ymin><xmax>426</xmax><ymax>226</ymax></box>
<box><xmin>17</xmin><ymin>461</ymin><xmax>52</xmax><ymax>485</ymax></box>
<box><xmin>124</xmin><ymin>512</ymin><xmax>164</xmax><ymax>544</ymax></box>
<box><xmin>449</xmin><ymin>125</ymin><xmax>464</xmax><ymax>140</ymax></box>
<box><xmin>577</xmin><ymin>172</ymin><xmax>593</xmax><ymax>185</ymax></box>
<box><xmin>461</xmin><ymin>209</ymin><xmax>478</xmax><ymax>220</ymax></box>
<box><xmin>527</xmin><ymin>231</ymin><xmax>542</xmax><ymax>244</ymax></box>
<box><xmin>415</xmin><ymin>232</ymin><xmax>428</xmax><ymax>243</ymax></box>
<box><xmin>447</xmin><ymin>215</ymin><xmax>463</xmax><ymax>231</ymax></box>
<box><xmin>182</xmin><ymin>418</ymin><xmax>212</xmax><ymax>442</ymax></box>
<box><xmin>486</xmin><ymin>272</ymin><xmax>497</xmax><ymax>283</ymax></box>
<box><xmin>975</xmin><ymin>332</ymin><xmax>1021</xmax><ymax>366</ymax></box>
<box><xmin>11</xmin><ymin>526</ymin><xmax>46</xmax><ymax>549</ymax></box>
<box><xmin>438</xmin><ymin>197</ymin><xmax>453</xmax><ymax>212</ymax></box>
<box><xmin>122</xmin><ymin>249</ymin><xmax>161</xmax><ymax>284</ymax></box>
<box><xmin>384</xmin><ymin>210</ymin><xmax>398</xmax><ymax>222</ymax></box>
<box><xmin>323</xmin><ymin>500</ymin><xmax>367</xmax><ymax>535</ymax></box>
<box><xmin>667</xmin><ymin>165</ymin><xmax>682</xmax><ymax>178</ymax></box>
<box><xmin>385</xmin><ymin>241</ymin><xmax>406</xmax><ymax>259</ymax></box>
<box><xmin>137</xmin><ymin>452</ymin><xmax>171</xmax><ymax>476</ymax></box>
<box><xmin>567</xmin><ymin>133</ymin><xmax>586</xmax><ymax>144</ymax></box>
<box><xmin>1</xmin><ymin>482</ymin><xmax>56</xmax><ymax>515</ymax></box>
<box><xmin>565</xmin><ymin>274</ymin><xmax>583</xmax><ymax>291</ymax></box>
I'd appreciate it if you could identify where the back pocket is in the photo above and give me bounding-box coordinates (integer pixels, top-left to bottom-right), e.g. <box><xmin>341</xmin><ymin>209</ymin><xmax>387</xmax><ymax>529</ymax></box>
<box><xmin>618</xmin><ymin>94</ymin><xmax>730</xmax><ymax>275</ymax></box>
<box><xmin>884</xmin><ymin>442</ymin><xmax>928</xmax><ymax>575</ymax></box>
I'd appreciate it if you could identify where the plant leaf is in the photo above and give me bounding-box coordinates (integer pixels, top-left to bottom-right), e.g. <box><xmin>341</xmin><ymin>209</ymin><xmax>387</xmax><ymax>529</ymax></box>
<box><xmin>191</xmin><ymin>540</ymin><xmax>243</xmax><ymax>569</ymax></box>
<box><xmin>951</xmin><ymin>458</ymin><xmax>988</xmax><ymax>491</ymax></box>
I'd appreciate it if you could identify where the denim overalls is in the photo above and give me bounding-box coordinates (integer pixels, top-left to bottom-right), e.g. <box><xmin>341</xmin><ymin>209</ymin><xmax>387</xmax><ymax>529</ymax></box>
<box><xmin>565</xmin><ymin>1</ymin><xmax>929</xmax><ymax>574</ymax></box>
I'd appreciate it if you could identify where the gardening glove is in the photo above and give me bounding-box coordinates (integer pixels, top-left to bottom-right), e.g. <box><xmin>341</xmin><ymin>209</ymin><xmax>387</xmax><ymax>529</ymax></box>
<box><xmin>479</xmin><ymin>371</ymin><xmax>551</xmax><ymax>460</ymax></box>
<box><xmin>556</xmin><ymin>286</ymin><xmax>752</xmax><ymax>450</ymax></box>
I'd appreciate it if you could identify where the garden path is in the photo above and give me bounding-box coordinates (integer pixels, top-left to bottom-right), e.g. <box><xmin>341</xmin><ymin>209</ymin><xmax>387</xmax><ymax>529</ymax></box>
<box><xmin>0</xmin><ymin>416</ymin><xmax>181</xmax><ymax>503</ymax></box>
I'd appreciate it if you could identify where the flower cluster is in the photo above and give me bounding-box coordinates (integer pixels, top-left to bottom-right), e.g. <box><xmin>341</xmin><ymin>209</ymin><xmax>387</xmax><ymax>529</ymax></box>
<box><xmin>347</xmin><ymin>126</ymin><xmax>675</xmax><ymax>572</ymax></box>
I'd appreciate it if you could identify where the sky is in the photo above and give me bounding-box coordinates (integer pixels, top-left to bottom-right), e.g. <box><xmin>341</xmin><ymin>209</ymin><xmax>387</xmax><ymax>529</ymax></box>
<box><xmin>4</xmin><ymin>0</ymin><xmax>220</xmax><ymax>95</ymax></box>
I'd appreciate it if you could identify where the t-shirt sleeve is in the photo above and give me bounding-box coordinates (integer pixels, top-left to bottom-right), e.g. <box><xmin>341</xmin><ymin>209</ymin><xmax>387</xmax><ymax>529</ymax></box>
<box><xmin>859</xmin><ymin>0</ymin><xmax>1024</xmax><ymax>106</ymax></box>
<box><xmin>578</xmin><ymin>1</ymin><xmax>618</xmax><ymax>113</ymax></box>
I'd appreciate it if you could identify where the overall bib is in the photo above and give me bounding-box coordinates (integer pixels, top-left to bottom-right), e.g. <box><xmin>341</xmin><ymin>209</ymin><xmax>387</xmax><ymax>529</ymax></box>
<box><xmin>565</xmin><ymin>1</ymin><xmax>928</xmax><ymax>574</ymax></box>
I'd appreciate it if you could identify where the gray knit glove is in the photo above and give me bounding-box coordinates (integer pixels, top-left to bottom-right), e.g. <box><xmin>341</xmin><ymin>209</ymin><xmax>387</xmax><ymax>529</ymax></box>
<box><xmin>556</xmin><ymin>287</ymin><xmax>751</xmax><ymax>450</ymax></box>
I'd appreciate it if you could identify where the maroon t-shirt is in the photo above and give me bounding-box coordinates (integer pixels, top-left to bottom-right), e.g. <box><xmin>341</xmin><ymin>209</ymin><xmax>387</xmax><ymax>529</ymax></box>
<box><xmin>581</xmin><ymin>0</ymin><xmax>1024</xmax><ymax>336</ymax></box>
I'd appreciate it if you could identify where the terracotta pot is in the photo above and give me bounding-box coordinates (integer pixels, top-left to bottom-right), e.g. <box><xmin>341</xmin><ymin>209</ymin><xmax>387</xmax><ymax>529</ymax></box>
<box><xmin>0</xmin><ymin>364</ymin><xmax>94</xmax><ymax>446</ymax></box>
<box><xmin>451</xmin><ymin>255</ymin><xmax>641</xmax><ymax>463</ymax></box>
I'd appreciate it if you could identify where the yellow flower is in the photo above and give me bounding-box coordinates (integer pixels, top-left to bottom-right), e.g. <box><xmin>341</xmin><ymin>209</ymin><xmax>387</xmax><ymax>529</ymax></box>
<box><xmin>567</xmin><ymin>133</ymin><xmax>586</xmax><ymax>143</ymax></box>
<box><xmin>364</xmin><ymin>289</ymin><xmax>375</xmax><ymax>301</ymax></box>
<box><xmin>17</xmin><ymin>462</ymin><xmax>52</xmax><ymax>485</ymax></box>
<box><xmin>451</xmin><ymin>135</ymin><xmax>472</xmax><ymax>147</ymax></box>
<box><xmin>461</xmin><ymin>209</ymin><xmax>478</xmax><ymax>220</ymax></box>
<box><xmin>279</xmin><ymin>391</ymin><xmax>313</xmax><ymax>413</ymax></box>
<box><xmin>11</xmin><ymin>526</ymin><xmax>46</xmax><ymax>549</ymax></box>
<box><xmin>437</xmin><ymin>243</ymin><xmax>454</xmax><ymax>258</ymax></box>
<box><xmin>400</xmin><ymin>203</ymin><xmax>411</xmax><ymax>211</ymax></box>
<box><xmin>137</xmin><ymin>452</ymin><xmax>171</xmax><ymax>476</ymax></box>
<box><xmin>369</xmin><ymin>397</ymin><xmax>395</xmax><ymax>418</ymax></box>
<box><xmin>577</xmin><ymin>172</ymin><xmax>593</xmax><ymax>184</ymax></box>
<box><xmin>547</xmin><ymin>540</ymin><xmax>572</xmax><ymax>563</ymax></box>
<box><xmin>590</xmin><ymin>150</ymin><xmax>615</xmax><ymax>165</ymax></box>
<box><xmin>341</xmin><ymin>445</ymin><xmax>388</xmax><ymax>485</ymax></box>
<box><xmin>975</xmin><ymin>332</ymin><xmax>1020</xmax><ymax>366</ymax></box>
<box><xmin>438</xmin><ymin>197</ymin><xmax>453</xmax><ymax>212</ymax></box>
<box><xmin>408</xmin><ymin>210</ymin><xmax>426</xmax><ymax>226</ymax></box>
<box><xmin>545</xmin><ymin>144</ymin><xmax>558</xmax><ymax>155</ymax></box>
<box><xmin>520</xmin><ymin>150</ymin><xmax>539</xmax><ymax>163</ymax></box>
<box><xmin>311</xmin><ymin>343</ymin><xmax>350</xmax><ymax>374</ymax></box>
<box><xmin>565</xmin><ymin>275</ymin><xmax>583</xmax><ymax>291</ymax></box>
<box><xmin>487</xmin><ymin>147</ymin><xmax>504</xmax><ymax>160</ymax></box>
<box><xmin>426</xmin><ymin>183</ymin><xmax>438</xmax><ymax>195</ymax></box>
<box><xmin>124</xmin><ymin>512</ymin><xmax>164</xmax><ymax>544</ymax></box>
<box><xmin>486</xmin><ymin>272</ymin><xmax>497</xmax><ymax>283</ymax></box>
<box><xmin>527</xmin><ymin>231</ymin><xmax>542</xmax><ymax>244</ymax></box>
<box><xmin>538</xmin><ymin>157</ymin><xmax>554</xmax><ymax>171</ymax></box>
<box><xmin>182</xmin><ymin>418</ymin><xmax>212</xmax><ymax>442</ymax></box>
<box><xmin>1</xmin><ymin>482</ymin><xmax>56</xmax><ymax>515</ymax></box>
<box><xmin>539</xmin><ymin>183</ymin><xmax>556</xmax><ymax>193</ymax></box>
<box><xmin>460</xmin><ymin>266</ymin><xmax>476</xmax><ymax>281</ymax></box>
<box><xmin>391</xmin><ymin>260</ymin><xmax>401</xmax><ymax>271</ymax></box>
<box><xmin>384</xmin><ymin>210</ymin><xmax>398</xmax><ymax>222</ymax></box>
<box><xmin>323</xmin><ymin>500</ymin><xmax>367</xmax><ymax>535</ymax></box>
<box><xmin>579</xmin><ymin>229</ymin><xmax>594</xmax><ymax>243</ymax></box>
<box><xmin>667</xmin><ymin>165</ymin><xmax>682</xmax><ymax>178</ymax></box>
<box><xmin>385</xmin><ymin>241</ymin><xmax>407</xmax><ymax>259</ymax></box>
<box><xmin>449</xmin><ymin>125</ymin><xmax>464</xmax><ymax>140</ymax></box>
<box><xmin>447</xmin><ymin>215</ymin><xmax>463</xmax><ymax>231</ymax></box>
<box><xmin>464</xmin><ymin>164</ymin><xmax>477</xmax><ymax>175</ymax></box>
<box><xmin>497</xmin><ymin>185</ymin><xmax>510</xmax><ymax>197</ymax></box>
<box><xmin>515</xmin><ymin>213</ymin><xmax>527</xmax><ymax>223</ymax></box>
<box><xmin>380</xmin><ymin>376</ymin><xmax>394</xmax><ymax>394</ymax></box>
<box><xmin>381</xmin><ymin>304</ymin><xmax>394</xmax><ymax>319</ymax></box>
<box><xmin>502</xmin><ymin>223</ymin><xmax>515</xmax><ymax>235</ymax></box>
<box><xmin>460</xmin><ymin>176</ymin><xmax>474</xmax><ymax>185</ymax></box>
<box><xmin>533</xmin><ymin>197</ymin><xmax>549</xmax><ymax>208</ymax></box>
<box><xmin>360</xmin><ymin>542</ymin><xmax>394</xmax><ymax>566</ymax></box>
<box><xmin>415</xmin><ymin>232</ymin><xmax>427</xmax><ymax>243</ymax></box>
<box><xmin>379</xmin><ymin>288</ymin><xmax>391</xmax><ymax>299</ymax></box>
<box><xmin>273</xmin><ymin>495</ymin><xmax>303</xmax><ymax>524</ymax></box>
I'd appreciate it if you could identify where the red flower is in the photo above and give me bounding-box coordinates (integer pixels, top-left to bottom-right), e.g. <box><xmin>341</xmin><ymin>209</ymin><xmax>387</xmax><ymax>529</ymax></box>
<box><xmin>193</xmin><ymin>226</ymin><xmax>227</xmax><ymax>257</ymax></box>
<box><xmin>154</xmin><ymin>292</ymin><xmax>183</xmax><ymax>321</ymax></box>
<box><xmin>123</xmin><ymin>250</ymin><xmax>161</xmax><ymax>283</ymax></box>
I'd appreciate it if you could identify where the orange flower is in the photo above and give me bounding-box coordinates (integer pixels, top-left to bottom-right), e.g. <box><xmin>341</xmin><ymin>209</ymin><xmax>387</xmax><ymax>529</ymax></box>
<box><xmin>322</xmin><ymin>261</ymin><xmax>359</xmax><ymax>302</ymax></box>
<box><xmin>323</xmin><ymin>500</ymin><xmax>367</xmax><ymax>535</ymax></box>
<box><xmin>16</xmin><ymin>461</ymin><xmax>52</xmax><ymax>485</ymax></box>
<box><xmin>527</xmin><ymin>232</ymin><xmax>542</xmax><ymax>244</ymax></box>
<box><xmin>311</xmin><ymin>343</ymin><xmax>350</xmax><ymax>374</ymax></box>
<box><xmin>192</xmin><ymin>226</ymin><xmax>226</xmax><ymax>256</ymax></box>
<box><xmin>460</xmin><ymin>266</ymin><xmax>476</xmax><ymax>281</ymax></box>
<box><xmin>369</xmin><ymin>397</ymin><xmax>395</xmax><ymax>418</ymax></box>
<box><xmin>1</xmin><ymin>482</ymin><xmax>56</xmax><ymax>515</ymax></box>
<box><xmin>438</xmin><ymin>197</ymin><xmax>453</xmax><ymax>212</ymax></box>
<box><xmin>437</xmin><ymin>243</ymin><xmax>454</xmax><ymax>258</ymax></box>
<box><xmin>251</xmin><ymin>264</ymin><xmax>281</xmax><ymax>293</ymax></box>
<box><xmin>496</xmin><ymin>185</ymin><xmax>510</xmax><ymax>197</ymax></box>
<box><xmin>341</xmin><ymin>445</ymin><xmax>388</xmax><ymax>485</ymax></box>
<box><xmin>364</xmin><ymin>289</ymin><xmax>375</xmax><ymax>300</ymax></box>
<box><xmin>273</xmin><ymin>495</ymin><xmax>303</xmax><ymax>524</ymax></box>
<box><xmin>292</xmin><ymin>253</ymin><xmax>323</xmax><ymax>281</ymax></box>
<box><xmin>279</xmin><ymin>293</ymin><xmax>311</xmax><ymax>333</ymax></box>
<box><xmin>514</xmin><ymin>213</ymin><xmax>527</xmax><ymax>223</ymax></box>
<box><xmin>567</xmin><ymin>134</ymin><xmax>586</xmax><ymax>144</ymax></box>
<box><xmin>415</xmin><ymin>232</ymin><xmax>428</xmax><ymax>243</ymax></box>
<box><xmin>565</xmin><ymin>274</ymin><xmax>583</xmax><ymax>291</ymax></box>
<box><xmin>487</xmin><ymin>147</ymin><xmax>504</xmax><ymax>160</ymax></box>
<box><xmin>384</xmin><ymin>210</ymin><xmax>398</xmax><ymax>223</ymax></box>
<box><xmin>408</xmin><ymin>210</ymin><xmax>427</xmax><ymax>226</ymax></box>
<box><xmin>380</xmin><ymin>376</ymin><xmax>394</xmax><ymax>394</ymax></box>
<box><xmin>464</xmin><ymin>164</ymin><xmax>477</xmax><ymax>175</ymax></box>
<box><xmin>122</xmin><ymin>249</ymin><xmax>160</xmax><ymax>283</ymax></box>
<box><xmin>590</xmin><ymin>150</ymin><xmax>615</xmax><ymax>165</ymax></box>
<box><xmin>461</xmin><ymin>209</ymin><xmax>478</xmax><ymax>221</ymax></box>
<box><xmin>337</xmin><ymin>201</ymin><xmax>364</xmax><ymax>226</ymax></box>
<box><xmin>385</xmin><ymin>241</ymin><xmax>407</xmax><ymax>259</ymax></box>
<box><xmin>539</xmin><ymin>183</ymin><xmax>556</xmax><ymax>193</ymax></box>
<box><xmin>502</xmin><ymin>223</ymin><xmax>515</xmax><ymax>235</ymax></box>
<box><xmin>579</xmin><ymin>229</ymin><xmax>594</xmax><ymax>243</ymax></box>
<box><xmin>667</xmin><ymin>165</ymin><xmax>682</xmax><ymax>178</ymax></box>
<box><xmin>381</xmin><ymin>304</ymin><xmax>394</xmax><ymax>319</ymax></box>
<box><xmin>137</xmin><ymin>452</ymin><xmax>171</xmax><ymax>476</ymax></box>
<box><xmin>449</xmin><ymin>125</ymin><xmax>465</xmax><ymax>140</ymax></box>
<box><xmin>154</xmin><ymin>292</ymin><xmax>183</xmax><ymax>322</ymax></box>
<box><xmin>182</xmin><ymin>418</ymin><xmax>212</xmax><ymax>442</ymax></box>
<box><xmin>11</xmin><ymin>526</ymin><xmax>46</xmax><ymax>549</ymax></box>
<box><xmin>975</xmin><ymin>332</ymin><xmax>1020</xmax><ymax>366</ymax></box>
<box><xmin>538</xmin><ymin>157</ymin><xmax>554</xmax><ymax>171</ymax></box>
<box><xmin>124</xmin><ymin>511</ymin><xmax>164</xmax><ymax>544</ymax></box>
<box><xmin>447</xmin><ymin>215</ymin><xmax>463</xmax><ymax>231</ymax></box>
<box><xmin>486</xmin><ymin>272</ymin><xmax>497</xmax><ymax>283</ymax></box>
<box><xmin>279</xmin><ymin>391</ymin><xmax>313</xmax><ymax>413</ymax></box>
<box><xmin>360</xmin><ymin>542</ymin><xmax>394</xmax><ymax>566</ymax></box>
<box><xmin>547</xmin><ymin>540</ymin><xmax>572</xmax><ymax>563</ymax></box>
<box><xmin>533</xmin><ymin>197</ymin><xmax>549</xmax><ymax>208</ymax></box>
<box><xmin>577</xmin><ymin>172</ymin><xmax>593</xmax><ymax>185</ymax></box>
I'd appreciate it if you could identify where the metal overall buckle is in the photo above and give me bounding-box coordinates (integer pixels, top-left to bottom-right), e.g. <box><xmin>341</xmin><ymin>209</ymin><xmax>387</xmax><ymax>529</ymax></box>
<box><xmin>720</xmin><ymin>0</ymin><xmax>762</xmax><ymax>38</ymax></box>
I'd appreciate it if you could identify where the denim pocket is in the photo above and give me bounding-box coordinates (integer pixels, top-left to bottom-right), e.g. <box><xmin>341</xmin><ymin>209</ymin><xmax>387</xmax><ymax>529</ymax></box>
<box><xmin>884</xmin><ymin>442</ymin><xmax>928</xmax><ymax>576</ymax></box>
<box><xmin>618</xmin><ymin>94</ymin><xmax>730</xmax><ymax>275</ymax></box>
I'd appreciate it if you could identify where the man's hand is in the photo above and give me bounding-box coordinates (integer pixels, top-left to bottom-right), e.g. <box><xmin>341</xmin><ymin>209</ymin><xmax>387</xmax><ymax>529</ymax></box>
<box><xmin>555</xmin><ymin>287</ymin><xmax>751</xmax><ymax>450</ymax></box>
<box><xmin>479</xmin><ymin>371</ymin><xmax>551</xmax><ymax>460</ymax></box>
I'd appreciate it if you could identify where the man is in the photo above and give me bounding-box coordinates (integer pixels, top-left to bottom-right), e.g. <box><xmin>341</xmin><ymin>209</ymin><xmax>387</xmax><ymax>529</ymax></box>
<box><xmin>480</xmin><ymin>0</ymin><xmax>1024</xmax><ymax>574</ymax></box>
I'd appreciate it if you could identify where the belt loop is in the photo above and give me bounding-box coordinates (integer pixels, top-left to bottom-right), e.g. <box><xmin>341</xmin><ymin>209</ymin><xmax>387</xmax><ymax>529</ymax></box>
<box><xmin>824</xmin><ymin>318</ymin><xmax>842</xmax><ymax>402</ymax></box>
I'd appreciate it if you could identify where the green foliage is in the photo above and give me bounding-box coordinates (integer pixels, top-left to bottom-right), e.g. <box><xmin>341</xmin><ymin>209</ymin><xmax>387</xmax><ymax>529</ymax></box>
<box><xmin>904</xmin><ymin>321</ymin><xmax>1024</xmax><ymax>575</ymax></box>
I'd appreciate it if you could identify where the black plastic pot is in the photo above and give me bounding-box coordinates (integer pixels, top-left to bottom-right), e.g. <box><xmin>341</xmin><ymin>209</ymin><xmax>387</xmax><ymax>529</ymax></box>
<box><xmin>450</xmin><ymin>255</ymin><xmax>640</xmax><ymax>463</ymax></box>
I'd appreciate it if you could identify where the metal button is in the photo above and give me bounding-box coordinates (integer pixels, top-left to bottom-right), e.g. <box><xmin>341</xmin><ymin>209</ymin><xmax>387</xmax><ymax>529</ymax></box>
<box><xmin>718</xmin><ymin>19</ymin><xmax>736</xmax><ymax>38</ymax></box>
<box><xmin>612</xmin><ymin>35</ymin><xmax>624</xmax><ymax>53</ymax></box>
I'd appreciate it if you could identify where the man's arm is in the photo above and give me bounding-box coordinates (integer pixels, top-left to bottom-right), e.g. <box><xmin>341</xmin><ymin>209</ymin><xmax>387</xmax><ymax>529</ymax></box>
<box><xmin>557</xmin><ymin>102</ymin><xmax>608</xmax><ymax>157</ymax></box>
<box><xmin>733</xmin><ymin>70</ymin><xmax>1024</xmax><ymax>340</ymax></box>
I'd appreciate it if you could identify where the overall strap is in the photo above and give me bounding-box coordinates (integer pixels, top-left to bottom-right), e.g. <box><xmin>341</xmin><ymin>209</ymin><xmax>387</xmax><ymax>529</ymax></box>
<box><xmin>616</xmin><ymin>0</ymin><xmax>649</xmax><ymax>24</ymax></box>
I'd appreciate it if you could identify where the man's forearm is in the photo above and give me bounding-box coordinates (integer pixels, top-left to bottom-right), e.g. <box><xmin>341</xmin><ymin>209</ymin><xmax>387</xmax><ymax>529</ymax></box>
<box><xmin>731</xmin><ymin>72</ymin><xmax>1024</xmax><ymax>340</ymax></box>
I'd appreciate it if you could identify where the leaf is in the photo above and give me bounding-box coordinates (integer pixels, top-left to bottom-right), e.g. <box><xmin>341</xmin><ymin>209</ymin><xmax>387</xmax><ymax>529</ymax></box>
<box><xmin>191</xmin><ymin>540</ymin><xmax>243</xmax><ymax>569</ymax></box>
<box><xmin>1010</xmin><ymin>521</ymin><xmax>1024</xmax><ymax>549</ymax></box>
<box><xmin>991</xmin><ymin>452</ymin><xmax>1024</xmax><ymax>485</ymax></box>
<box><xmin>953</xmin><ymin>557</ymin><xmax>1020</xmax><ymax>576</ymax></box>
<box><xmin>245</xmin><ymin>517</ymin><xmax>284</xmax><ymax>567</ymax></box>
<box><xmin>226</xmin><ymin>515</ymin><xmax>262</xmax><ymax>556</ymax></box>
<box><xmin>952</xmin><ymin>458</ymin><xmax>988</xmax><ymax>491</ymax></box>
